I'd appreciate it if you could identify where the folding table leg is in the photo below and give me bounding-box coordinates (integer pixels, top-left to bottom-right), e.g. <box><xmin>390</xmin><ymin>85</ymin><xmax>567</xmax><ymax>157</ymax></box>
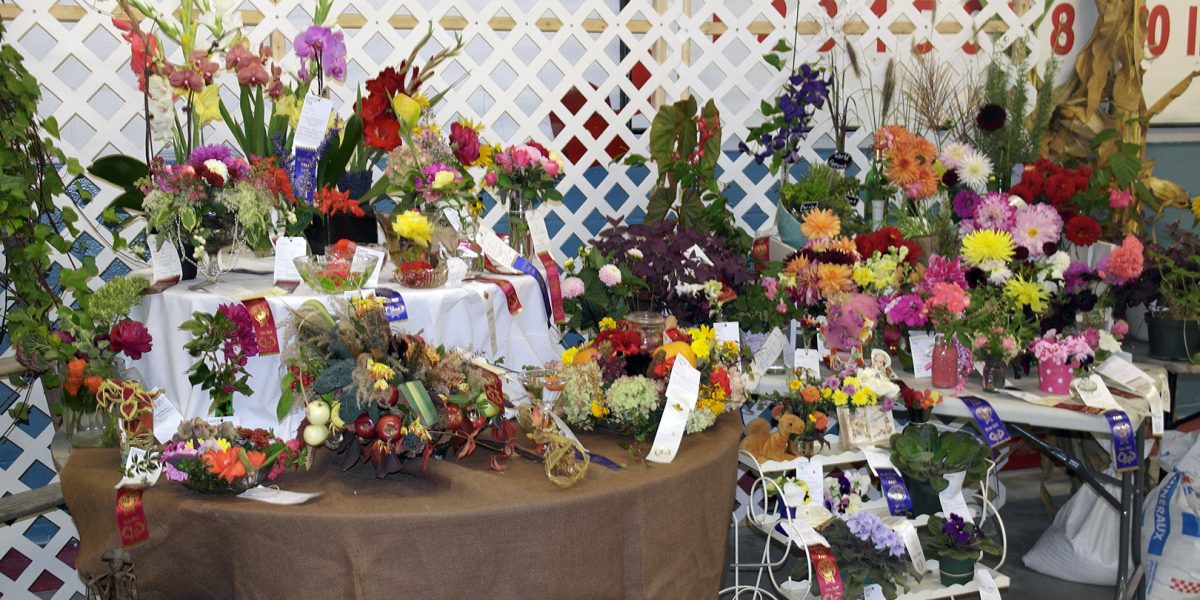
<box><xmin>1133</xmin><ymin>423</ymin><xmax>1147</xmax><ymax>600</ymax></box>
<box><xmin>1116</xmin><ymin>469</ymin><xmax>1132</xmax><ymax>600</ymax></box>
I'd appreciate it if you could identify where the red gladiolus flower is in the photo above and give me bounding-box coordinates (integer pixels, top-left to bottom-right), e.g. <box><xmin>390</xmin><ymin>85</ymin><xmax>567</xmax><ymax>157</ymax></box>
<box><xmin>109</xmin><ymin>319</ymin><xmax>153</xmax><ymax>360</ymax></box>
<box><xmin>113</xmin><ymin>19</ymin><xmax>159</xmax><ymax>92</ymax></box>
<box><xmin>1065</xmin><ymin>215</ymin><xmax>1101</xmax><ymax>246</ymax></box>
<box><xmin>364</xmin><ymin>116</ymin><xmax>401</xmax><ymax>151</ymax></box>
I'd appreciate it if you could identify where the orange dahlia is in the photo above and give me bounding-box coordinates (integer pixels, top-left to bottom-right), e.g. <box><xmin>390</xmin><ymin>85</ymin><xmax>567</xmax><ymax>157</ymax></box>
<box><xmin>800</xmin><ymin>208</ymin><xmax>841</xmax><ymax>239</ymax></box>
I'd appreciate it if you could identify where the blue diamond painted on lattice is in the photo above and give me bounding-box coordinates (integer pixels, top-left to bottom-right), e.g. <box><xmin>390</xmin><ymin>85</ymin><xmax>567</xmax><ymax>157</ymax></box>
<box><xmin>583</xmin><ymin>209</ymin><xmax>607</xmax><ymax>236</ymax></box>
<box><xmin>374</xmin><ymin>196</ymin><xmax>397</xmax><ymax>213</ymax></box>
<box><xmin>582</xmin><ymin>165</ymin><xmax>605</xmax><ymax>189</ymax></box>
<box><xmin>69</xmin><ymin>232</ymin><xmax>102</xmax><ymax>261</ymax></box>
<box><xmin>22</xmin><ymin>515</ymin><xmax>60</xmax><ymax>547</ymax></box>
<box><xmin>603</xmin><ymin>185</ymin><xmax>628</xmax><ymax>210</ymax></box>
<box><xmin>40</xmin><ymin>208</ymin><xmax>64</xmax><ymax>230</ymax></box>
<box><xmin>626</xmin><ymin>164</ymin><xmax>649</xmax><ymax>186</ymax></box>
<box><xmin>100</xmin><ymin>207</ymin><xmax>133</xmax><ymax>234</ymax></box>
<box><xmin>46</xmin><ymin>262</ymin><xmax>62</xmax><ymax>296</ymax></box>
<box><xmin>544</xmin><ymin>210</ymin><xmax>564</xmax><ymax>239</ymax></box>
<box><xmin>0</xmin><ymin>382</ymin><xmax>16</xmax><ymax>413</ymax></box>
<box><xmin>65</xmin><ymin>176</ymin><xmax>100</xmax><ymax>207</ymax></box>
<box><xmin>626</xmin><ymin>206</ymin><xmax>645</xmax><ymax>225</ymax></box>
<box><xmin>99</xmin><ymin>259</ymin><xmax>131</xmax><ymax>281</ymax></box>
<box><xmin>0</xmin><ymin>330</ymin><xmax>8</xmax><ymax>356</ymax></box>
<box><xmin>725</xmin><ymin>181</ymin><xmax>745</xmax><ymax>205</ymax></box>
<box><xmin>744</xmin><ymin>160</ymin><xmax>770</xmax><ymax>184</ymax></box>
<box><xmin>561</xmin><ymin>233</ymin><xmax>584</xmax><ymax>258</ymax></box>
<box><xmin>15</xmin><ymin>406</ymin><xmax>50</xmax><ymax>439</ymax></box>
<box><xmin>0</xmin><ymin>439</ymin><xmax>21</xmax><ymax>470</ymax></box>
<box><xmin>743</xmin><ymin>204</ymin><xmax>768</xmax><ymax>232</ymax></box>
<box><xmin>18</xmin><ymin>460</ymin><xmax>55</xmax><ymax>490</ymax></box>
<box><xmin>562</xmin><ymin>186</ymin><xmax>586</xmax><ymax>212</ymax></box>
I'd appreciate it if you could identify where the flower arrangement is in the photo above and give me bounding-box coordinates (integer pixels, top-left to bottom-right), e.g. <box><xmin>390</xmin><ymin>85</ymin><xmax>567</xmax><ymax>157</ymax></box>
<box><xmin>1028</xmin><ymin>329</ymin><xmax>1096</xmax><ymax>367</ymax></box>
<box><xmin>897</xmin><ymin>380</ymin><xmax>942</xmax><ymax>412</ymax></box>
<box><xmin>141</xmin><ymin>145</ymin><xmax>296</xmax><ymax>262</ymax></box>
<box><xmin>873</xmin><ymin>125</ymin><xmax>941</xmax><ymax>200</ymax></box>
<box><xmin>823</xmin><ymin>469</ymin><xmax>872</xmax><ymax>515</ymax></box>
<box><xmin>811</xmin><ymin>512</ymin><xmax>915</xmax><ymax>599</ymax></box>
<box><xmin>161</xmin><ymin>418</ymin><xmax>305</xmax><ymax>495</ymax></box>
<box><xmin>180</xmin><ymin>304</ymin><xmax>261</xmax><ymax>417</ymax></box>
<box><xmin>484</xmin><ymin>140</ymin><xmax>566</xmax><ymax>255</ymax></box>
<box><xmin>777</xmin><ymin>209</ymin><xmax>861</xmax><ymax>318</ymax></box>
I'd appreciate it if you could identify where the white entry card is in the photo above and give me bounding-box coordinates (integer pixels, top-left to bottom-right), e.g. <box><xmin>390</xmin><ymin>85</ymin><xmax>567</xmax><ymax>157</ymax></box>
<box><xmin>647</xmin><ymin>358</ymin><xmax>700</xmax><ymax>464</ymax></box>
<box><xmin>795</xmin><ymin>455</ymin><xmax>824</xmax><ymax>501</ymax></box>
<box><xmin>863</xmin><ymin>584</ymin><xmax>885</xmax><ymax>600</ymax></box>
<box><xmin>352</xmin><ymin>245</ymin><xmax>386</xmax><ymax>288</ymax></box>
<box><xmin>274</xmin><ymin>236</ymin><xmax>308</xmax><ymax>284</ymax></box>
<box><xmin>293</xmin><ymin>95</ymin><xmax>334</xmax><ymax>150</ymax></box>
<box><xmin>152</xmin><ymin>395</ymin><xmax>184</xmax><ymax>444</ymax></box>
<box><xmin>476</xmin><ymin>228</ymin><xmax>519</xmax><ymax>267</ymax></box>
<box><xmin>713</xmin><ymin>322</ymin><xmax>740</xmax><ymax>351</ymax></box>
<box><xmin>938</xmin><ymin>471</ymin><xmax>972</xmax><ymax>520</ymax></box>
<box><xmin>897</xmin><ymin>520</ymin><xmax>927</xmax><ymax>573</ymax></box>
<box><xmin>794</xmin><ymin>349</ymin><xmax>822</xmax><ymax>381</ymax></box>
<box><xmin>1073</xmin><ymin>375</ymin><xmax>1122</xmax><ymax>411</ymax></box>
<box><xmin>527</xmin><ymin>208</ymin><xmax>552</xmax><ymax>255</ymax></box>
<box><xmin>860</xmin><ymin>445</ymin><xmax>895</xmax><ymax>475</ymax></box>
<box><xmin>909</xmin><ymin>332</ymin><xmax>935</xmax><ymax>378</ymax></box>
<box><xmin>149</xmin><ymin>235</ymin><xmax>182</xmax><ymax>283</ymax></box>
<box><xmin>975</xmin><ymin>568</ymin><xmax>1002</xmax><ymax>600</ymax></box>
<box><xmin>754</xmin><ymin>327</ymin><xmax>787</xmax><ymax>372</ymax></box>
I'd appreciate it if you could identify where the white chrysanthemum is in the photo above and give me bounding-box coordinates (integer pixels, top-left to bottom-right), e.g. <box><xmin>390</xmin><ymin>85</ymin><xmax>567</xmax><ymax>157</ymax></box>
<box><xmin>203</xmin><ymin>159</ymin><xmax>229</xmax><ymax>183</ymax></box>
<box><xmin>982</xmin><ymin>259</ymin><xmax>1012</xmax><ymax>285</ymax></box>
<box><xmin>1008</xmin><ymin>195</ymin><xmax>1028</xmax><ymax>209</ymax></box>
<box><xmin>1099</xmin><ymin>330</ymin><xmax>1122</xmax><ymax>354</ymax></box>
<box><xmin>939</xmin><ymin>142</ymin><xmax>973</xmax><ymax>170</ymax></box>
<box><xmin>956</xmin><ymin>150</ymin><xmax>993</xmax><ymax>192</ymax></box>
<box><xmin>1047</xmin><ymin>251</ymin><xmax>1071</xmax><ymax>280</ymax></box>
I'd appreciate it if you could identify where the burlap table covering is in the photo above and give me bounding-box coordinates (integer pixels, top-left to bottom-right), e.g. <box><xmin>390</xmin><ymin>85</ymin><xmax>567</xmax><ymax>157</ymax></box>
<box><xmin>62</xmin><ymin>414</ymin><xmax>741</xmax><ymax>599</ymax></box>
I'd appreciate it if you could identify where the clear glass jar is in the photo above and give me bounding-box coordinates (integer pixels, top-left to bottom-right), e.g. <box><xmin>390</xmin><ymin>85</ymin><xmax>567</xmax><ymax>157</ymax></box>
<box><xmin>626</xmin><ymin>311</ymin><xmax>666</xmax><ymax>351</ymax></box>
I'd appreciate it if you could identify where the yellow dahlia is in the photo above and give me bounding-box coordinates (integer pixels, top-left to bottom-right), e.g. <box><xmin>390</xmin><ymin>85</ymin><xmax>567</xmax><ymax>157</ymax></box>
<box><xmin>1004</xmin><ymin>275</ymin><xmax>1050</xmax><ymax>313</ymax></box>
<box><xmin>961</xmin><ymin>229</ymin><xmax>1015</xmax><ymax>266</ymax></box>
<box><xmin>801</xmin><ymin>208</ymin><xmax>841</xmax><ymax>239</ymax></box>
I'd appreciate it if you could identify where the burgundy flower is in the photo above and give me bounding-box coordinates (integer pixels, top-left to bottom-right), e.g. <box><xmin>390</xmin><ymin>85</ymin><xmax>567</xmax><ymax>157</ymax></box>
<box><xmin>1044</xmin><ymin>174</ymin><xmax>1077</xmax><ymax>206</ymax></box>
<box><xmin>1065</xmin><ymin>215</ymin><xmax>1101</xmax><ymax>246</ymax></box>
<box><xmin>109</xmin><ymin>320</ymin><xmax>153</xmax><ymax>360</ymax></box>
<box><xmin>976</xmin><ymin>103</ymin><xmax>1007</xmax><ymax>132</ymax></box>
<box><xmin>449</xmin><ymin>122</ymin><xmax>480</xmax><ymax>165</ymax></box>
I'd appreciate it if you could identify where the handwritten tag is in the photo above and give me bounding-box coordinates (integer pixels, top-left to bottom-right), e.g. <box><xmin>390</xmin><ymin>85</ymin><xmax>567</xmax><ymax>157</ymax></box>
<box><xmin>754</xmin><ymin>327</ymin><xmax>786</xmax><ymax>372</ymax></box>
<box><xmin>527</xmin><ymin>208</ymin><xmax>553</xmax><ymax>254</ymax></box>
<box><xmin>647</xmin><ymin>359</ymin><xmax>700</xmax><ymax>464</ymax></box>
<box><xmin>909</xmin><ymin>331</ymin><xmax>934</xmax><ymax>378</ymax></box>
<box><xmin>1096</xmin><ymin>356</ymin><xmax>1155</xmax><ymax>394</ymax></box>
<box><xmin>152</xmin><ymin>395</ymin><xmax>184</xmax><ymax>444</ymax></box>
<box><xmin>1072</xmin><ymin>374</ymin><xmax>1121</xmax><ymax>411</ymax></box>
<box><xmin>796</xmin><ymin>455</ymin><xmax>824</xmax><ymax>502</ymax></box>
<box><xmin>781</xmin><ymin>519</ymin><xmax>829</xmax><ymax>547</ymax></box>
<box><xmin>794</xmin><ymin>349</ymin><xmax>822</xmax><ymax>381</ymax></box>
<box><xmin>293</xmin><ymin>94</ymin><xmax>334</xmax><ymax>150</ymax></box>
<box><xmin>1149</xmin><ymin>388</ymin><xmax>1165</xmax><ymax>436</ymax></box>
<box><xmin>938</xmin><ymin>471</ymin><xmax>972</xmax><ymax>519</ymax></box>
<box><xmin>352</xmin><ymin>245</ymin><xmax>386</xmax><ymax>288</ymax></box>
<box><xmin>149</xmin><ymin>235</ymin><xmax>182</xmax><ymax>283</ymax></box>
<box><xmin>897</xmin><ymin>520</ymin><xmax>927</xmax><ymax>573</ymax></box>
<box><xmin>273</xmin><ymin>236</ymin><xmax>308</xmax><ymax>284</ymax></box>
<box><xmin>476</xmin><ymin>228</ymin><xmax>519</xmax><ymax>268</ymax></box>
<box><xmin>863</xmin><ymin>584</ymin><xmax>885</xmax><ymax>600</ymax></box>
<box><xmin>713</xmin><ymin>322</ymin><xmax>740</xmax><ymax>350</ymax></box>
<box><xmin>975</xmin><ymin>568</ymin><xmax>1002</xmax><ymax>599</ymax></box>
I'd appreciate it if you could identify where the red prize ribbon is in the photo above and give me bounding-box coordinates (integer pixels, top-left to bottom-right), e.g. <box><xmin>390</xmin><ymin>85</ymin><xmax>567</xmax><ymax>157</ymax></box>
<box><xmin>115</xmin><ymin>487</ymin><xmax>149</xmax><ymax>546</ymax></box>
<box><xmin>242</xmin><ymin>297</ymin><xmax>280</xmax><ymax>355</ymax></box>
<box><xmin>468</xmin><ymin>277</ymin><xmax>523</xmax><ymax>316</ymax></box>
<box><xmin>808</xmin><ymin>545</ymin><xmax>845</xmax><ymax>600</ymax></box>
<box><xmin>535</xmin><ymin>251</ymin><xmax>566</xmax><ymax>323</ymax></box>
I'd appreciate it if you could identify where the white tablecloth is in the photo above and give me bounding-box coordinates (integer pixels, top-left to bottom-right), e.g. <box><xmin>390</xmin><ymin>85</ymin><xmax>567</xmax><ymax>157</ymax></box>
<box><xmin>128</xmin><ymin>271</ymin><xmax>562</xmax><ymax>433</ymax></box>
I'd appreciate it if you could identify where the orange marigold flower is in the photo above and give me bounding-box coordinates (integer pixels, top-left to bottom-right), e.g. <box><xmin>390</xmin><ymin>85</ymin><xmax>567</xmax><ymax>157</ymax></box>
<box><xmin>800</xmin><ymin>385</ymin><xmax>820</xmax><ymax>404</ymax></box>
<box><xmin>800</xmin><ymin>208</ymin><xmax>841</xmax><ymax>239</ymax></box>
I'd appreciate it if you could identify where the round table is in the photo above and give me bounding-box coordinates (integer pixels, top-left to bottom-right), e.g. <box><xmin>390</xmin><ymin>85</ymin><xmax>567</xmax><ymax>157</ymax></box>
<box><xmin>128</xmin><ymin>270</ymin><xmax>562</xmax><ymax>432</ymax></box>
<box><xmin>61</xmin><ymin>415</ymin><xmax>741</xmax><ymax>599</ymax></box>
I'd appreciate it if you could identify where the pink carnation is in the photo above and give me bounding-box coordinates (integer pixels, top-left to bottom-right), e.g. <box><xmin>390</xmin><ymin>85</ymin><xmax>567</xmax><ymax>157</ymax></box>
<box><xmin>926</xmin><ymin>282</ymin><xmax>970</xmax><ymax>315</ymax></box>
<box><xmin>561</xmin><ymin>276</ymin><xmax>585</xmax><ymax>299</ymax></box>
<box><xmin>1097</xmin><ymin>235</ymin><xmax>1144</xmax><ymax>285</ymax></box>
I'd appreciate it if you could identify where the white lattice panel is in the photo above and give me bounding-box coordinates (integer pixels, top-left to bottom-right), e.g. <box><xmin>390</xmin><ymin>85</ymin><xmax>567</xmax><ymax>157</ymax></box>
<box><xmin>0</xmin><ymin>1</ymin><xmax>1049</xmax><ymax>597</ymax></box>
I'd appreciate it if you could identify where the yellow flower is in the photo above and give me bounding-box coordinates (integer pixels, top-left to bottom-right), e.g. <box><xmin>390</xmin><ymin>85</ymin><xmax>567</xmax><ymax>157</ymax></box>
<box><xmin>431</xmin><ymin>169</ymin><xmax>457</xmax><ymax>190</ymax></box>
<box><xmin>598</xmin><ymin>317</ymin><xmax>617</xmax><ymax>331</ymax></box>
<box><xmin>193</xmin><ymin>84</ymin><xmax>221</xmax><ymax>126</ymax></box>
<box><xmin>843</xmin><ymin>376</ymin><xmax>860</xmax><ymax>387</ymax></box>
<box><xmin>561</xmin><ymin>346</ymin><xmax>580</xmax><ymax>364</ymax></box>
<box><xmin>1192</xmin><ymin>196</ymin><xmax>1200</xmax><ymax>220</ymax></box>
<box><xmin>351</xmin><ymin>295</ymin><xmax>386</xmax><ymax>315</ymax></box>
<box><xmin>789</xmin><ymin>379</ymin><xmax>803</xmax><ymax>391</ymax></box>
<box><xmin>391</xmin><ymin>93</ymin><xmax>421</xmax><ymax>128</ymax></box>
<box><xmin>392</xmin><ymin>211</ymin><xmax>433</xmax><ymax>247</ymax></box>
<box><xmin>274</xmin><ymin>94</ymin><xmax>302</xmax><ymax>127</ymax></box>
<box><xmin>691</xmin><ymin>338</ymin><xmax>712</xmax><ymax>359</ymax></box>
<box><xmin>852</xmin><ymin>266</ymin><xmax>875</xmax><ymax>287</ymax></box>
<box><xmin>689</xmin><ymin>325</ymin><xmax>715</xmax><ymax>346</ymax></box>
<box><xmin>851</xmin><ymin>387</ymin><xmax>876</xmax><ymax>407</ymax></box>
<box><xmin>476</xmin><ymin>143</ymin><xmax>498</xmax><ymax>168</ymax></box>
<box><xmin>1004</xmin><ymin>275</ymin><xmax>1050</xmax><ymax>313</ymax></box>
<box><xmin>801</xmin><ymin>208</ymin><xmax>841</xmax><ymax>239</ymax></box>
<box><xmin>590</xmin><ymin>399</ymin><xmax>609</xmax><ymax>418</ymax></box>
<box><xmin>366</xmin><ymin>359</ymin><xmax>395</xmax><ymax>381</ymax></box>
<box><xmin>215</xmin><ymin>438</ymin><xmax>232</xmax><ymax>451</ymax></box>
<box><xmin>832</xmin><ymin>390</ymin><xmax>849</xmax><ymax>406</ymax></box>
<box><xmin>722</xmin><ymin>341</ymin><xmax>739</xmax><ymax>354</ymax></box>
<box><xmin>961</xmin><ymin>229</ymin><xmax>1015</xmax><ymax>266</ymax></box>
<box><xmin>374</xmin><ymin>379</ymin><xmax>389</xmax><ymax>392</ymax></box>
<box><xmin>821</xmin><ymin>387</ymin><xmax>832</xmax><ymax>399</ymax></box>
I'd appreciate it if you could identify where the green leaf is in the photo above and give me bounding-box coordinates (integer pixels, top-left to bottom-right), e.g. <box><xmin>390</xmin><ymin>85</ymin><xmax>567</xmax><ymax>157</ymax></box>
<box><xmin>42</xmin><ymin>117</ymin><xmax>59</xmax><ymax>138</ymax></box>
<box><xmin>66</xmin><ymin>158</ymin><xmax>83</xmax><ymax>176</ymax></box>
<box><xmin>88</xmin><ymin>155</ymin><xmax>149</xmax><ymax>189</ymax></box>
<box><xmin>764</xmin><ymin>53</ymin><xmax>785</xmax><ymax>71</ymax></box>
<box><xmin>773</xmin><ymin>39</ymin><xmax>791</xmax><ymax>53</ymax></box>
<box><xmin>6</xmin><ymin>402</ymin><xmax>30</xmax><ymax>423</ymax></box>
<box><xmin>1110</xmin><ymin>152</ymin><xmax>1140</xmax><ymax>187</ymax></box>
<box><xmin>1090</xmin><ymin>129</ymin><xmax>1119</xmax><ymax>148</ymax></box>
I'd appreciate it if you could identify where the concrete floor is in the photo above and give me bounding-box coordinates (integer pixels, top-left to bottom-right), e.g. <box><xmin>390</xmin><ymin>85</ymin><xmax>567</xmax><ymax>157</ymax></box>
<box><xmin>723</xmin><ymin>467</ymin><xmax>1118</xmax><ymax>599</ymax></box>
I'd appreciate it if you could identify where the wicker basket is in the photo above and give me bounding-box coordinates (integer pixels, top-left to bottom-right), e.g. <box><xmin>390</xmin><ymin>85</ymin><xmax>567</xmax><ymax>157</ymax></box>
<box><xmin>397</xmin><ymin>262</ymin><xmax>448</xmax><ymax>289</ymax></box>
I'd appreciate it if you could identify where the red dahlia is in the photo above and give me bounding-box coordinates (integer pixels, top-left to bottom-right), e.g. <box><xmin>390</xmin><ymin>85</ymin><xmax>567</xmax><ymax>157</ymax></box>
<box><xmin>1065</xmin><ymin>215</ymin><xmax>1101</xmax><ymax>246</ymax></box>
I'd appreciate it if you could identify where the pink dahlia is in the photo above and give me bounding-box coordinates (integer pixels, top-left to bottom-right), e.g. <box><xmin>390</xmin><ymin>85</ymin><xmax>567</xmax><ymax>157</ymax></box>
<box><xmin>1011</xmin><ymin>203</ymin><xmax>1062</xmax><ymax>256</ymax></box>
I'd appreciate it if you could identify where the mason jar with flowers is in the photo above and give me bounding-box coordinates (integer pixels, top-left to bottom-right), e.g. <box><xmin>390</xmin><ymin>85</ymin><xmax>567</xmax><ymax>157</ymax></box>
<box><xmin>484</xmin><ymin>141</ymin><xmax>565</xmax><ymax>258</ymax></box>
<box><xmin>141</xmin><ymin>145</ymin><xmax>296</xmax><ymax>282</ymax></box>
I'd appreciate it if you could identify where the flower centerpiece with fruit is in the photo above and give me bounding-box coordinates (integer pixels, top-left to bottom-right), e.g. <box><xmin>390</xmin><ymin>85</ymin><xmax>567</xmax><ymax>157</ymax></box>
<box><xmin>161</xmin><ymin>418</ymin><xmax>305</xmax><ymax>495</ymax></box>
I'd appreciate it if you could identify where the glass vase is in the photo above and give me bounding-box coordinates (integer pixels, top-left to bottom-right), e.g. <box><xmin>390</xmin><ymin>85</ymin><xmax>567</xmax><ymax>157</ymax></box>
<box><xmin>981</xmin><ymin>358</ymin><xmax>1007</xmax><ymax>392</ymax></box>
<box><xmin>931</xmin><ymin>333</ymin><xmax>959</xmax><ymax>389</ymax></box>
<box><xmin>502</xmin><ymin>188</ymin><xmax>535</xmax><ymax>258</ymax></box>
<box><xmin>626</xmin><ymin>311</ymin><xmax>666</xmax><ymax>351</ymax></box>
<box><xmin>61</xmin><ymin>403</ymin><xmax>119</xmax><ymax>448</ymax></box>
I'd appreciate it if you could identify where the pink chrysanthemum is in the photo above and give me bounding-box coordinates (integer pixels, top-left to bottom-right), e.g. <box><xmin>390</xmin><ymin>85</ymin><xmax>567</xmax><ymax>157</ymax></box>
<box><xmin>1011</xmin><ymin>203</ymin><xmax>1062</xmax><ymax>256</ymax></box>
<box><xmin>974</xmin><ymin>193</ymin><xmax>1015</xmax><ymax>232</ymax></box>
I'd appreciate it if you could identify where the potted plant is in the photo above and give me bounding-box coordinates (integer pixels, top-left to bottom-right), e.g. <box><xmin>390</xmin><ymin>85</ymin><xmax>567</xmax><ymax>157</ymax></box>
<box><xmin>777</xmin><ymin>164</ymin><xmax>864</xmax><ymax>247</ymax></box>
<box><xmin>1143</xmin><ymin>224</ymin><xmax>1200</xmax><ymax>362</ymax></box>
<box><xmin>888</xmin><ymin>424</ymin><xmax>989</xmax><ymax>515</ymax></box>
<box><xmin>803</xmin><ymin>512</ymin><xmax>916</xmax><ymax>599</ymax></box>
<box><xmin>924</xmin><ymin>513</ymin><xmax>1002</xmax><ymax>585</ymax></box>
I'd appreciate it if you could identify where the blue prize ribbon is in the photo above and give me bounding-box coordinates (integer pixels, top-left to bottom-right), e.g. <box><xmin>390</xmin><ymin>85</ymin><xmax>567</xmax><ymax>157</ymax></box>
<box><xmin>511</xmin><ymin>256</ymin><xmax>552</xmax><ymax>323</ymax></box>
<box><xmin>876</xmin><ymin>467</ymin><xmax>912</xmax><ymax>516</ymax></box>
<box><xmin>1104</xmin><ymin>410</ymin><xmax>1139</xmax><ymax>472</ymax></box>
<box><xmin>959</xmin><ymin>396</ymin><xmax>1011</xmax><ymax>447</ymax></box>
<box><xmin>374</xmin><ymin>287</ymin><xmax>408</xmax><ymax>321</ymax></box>
<box><xmin>291</xmin><ymin>147</ymin><xmax>319</xmax><ymax>204</ymax></box>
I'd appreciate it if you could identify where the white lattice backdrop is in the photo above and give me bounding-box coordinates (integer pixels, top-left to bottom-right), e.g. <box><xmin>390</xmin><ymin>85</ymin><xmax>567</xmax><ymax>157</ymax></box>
<box><xmin>0</xmin><ymin>1</ymin><xmax>1049</xmax><ymax>597</ymax></box>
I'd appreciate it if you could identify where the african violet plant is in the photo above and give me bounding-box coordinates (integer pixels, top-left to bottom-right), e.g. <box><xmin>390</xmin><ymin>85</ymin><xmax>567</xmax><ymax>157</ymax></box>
<box><xmin>805</xmin><ymin>512</ymin><xmax>917</xmax><ymax>600</ymax></box>
<box><xmin>924</xmin><ymin>513</ymin><xmax>1002</xmax><ymax>561</ymax></box>
<box><xmin>888</xmin><ymin>423</ymin><xmax>990</xmax><ymax>492</ymax></box>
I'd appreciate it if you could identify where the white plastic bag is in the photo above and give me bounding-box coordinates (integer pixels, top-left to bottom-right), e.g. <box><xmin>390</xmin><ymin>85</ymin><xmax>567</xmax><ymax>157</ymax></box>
<box><xmin>1143</xmin><ymin>431</ymin><xmax>1200</xmax><ymax>599</ymax></box>
<box><xmin>1022</xmin><ymin>480</ymin><xmax>1123</xmax><ymax>585</ymax></box>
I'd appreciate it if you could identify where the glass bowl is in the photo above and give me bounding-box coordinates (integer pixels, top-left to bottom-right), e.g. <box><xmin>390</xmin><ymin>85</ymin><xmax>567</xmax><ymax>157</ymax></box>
<box><xmin>293</xmin><ymin>255</ymin><xmax>378</xmax><ymax>294</ymax></box>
